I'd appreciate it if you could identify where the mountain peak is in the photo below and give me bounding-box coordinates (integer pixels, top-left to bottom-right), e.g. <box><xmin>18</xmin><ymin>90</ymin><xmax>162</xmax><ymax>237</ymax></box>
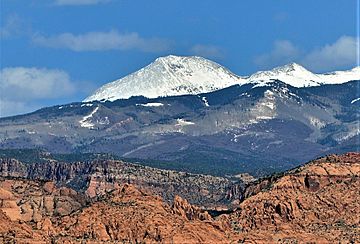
<box><xmin>155</xmin><ymin>54</ymin><xmax>202</xmax><ymax>62</ymax></box>
<box><xmin>153</xmin><ymin>55</ymin><xmax>219</xmax><ymax>71</ymax></box>
<box><xmin>265</xmin><ymin>62</ymin><xmax>313</xmax><ymax>77</ymax></box>
<box><xmin>84</xmin><ymin>56</ymin><xmax>360</xmax><ymax>102</ymax></box>
<box><xmin>274</xmin><ymin>62</ymin><xmax>308</xmax><ymax>72</ymax></box>
<box><xmin>249</xmin><ymin>63</ymin><xmax>360</xmax><ymax>88</ymax></box>
<box><xmin>84</xmin><ymin>55</ymin><xmax>243</xmax><ymax>102</ymax></box>
<box><xmin>248</xmin><ymin>62</ymin><xmax>322</xmax><ymax>87</ymax></box>
<box><xmin>154</xmin><ymin>55</ymin><xmax>185</xmax><ymax>63</ymax></box>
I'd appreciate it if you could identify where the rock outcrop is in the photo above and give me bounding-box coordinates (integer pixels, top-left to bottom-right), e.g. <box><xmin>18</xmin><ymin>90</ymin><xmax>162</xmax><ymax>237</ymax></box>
<box><xmin>0</xmin><ymin>153</ymin><xmax>359</xmax><ymax>243</ymax></box>
<box><xmin>227</xmin><ymin>152</ymin><xmax>360</xmax><ymax>243</ymax></box>
<box><xmin>0</xmin><ymin>158</ymin><xmax>245</xmax><ymax>207</ymax></box>
<box><xmin>0</xmin><ymin>179</ymin><xmax>227</xmax><ymax>243</ymax></box>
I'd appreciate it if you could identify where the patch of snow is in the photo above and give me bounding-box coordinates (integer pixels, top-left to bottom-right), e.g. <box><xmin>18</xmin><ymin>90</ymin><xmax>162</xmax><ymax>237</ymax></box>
<box><xmin>263</xmin><ymin>102</ymin><xmax>275</xmax><ymax>110</ymax></box>
<box><xmin>248</xmin><ymin>119</ymin><xmax>259</xmax><ymax>124</ymax></box>
<box><xmin>122</xmin><ymin>140</ymin><xmax>165</xmax><ymax>157</ymax></box>
<box><xmin>81</xmin><ymin>103</ymin><xmax>93</xmax><ymax>107</ymax></box>
<box><xmin>264</xmin><ymin>90</ymin><xmax>274</xmax><ymax>96</ymax></box>
<box><xmin>335</xmin><ymin>128</ymin><xmax>360</xmax><ymax>142</ymax></box>
<box><xmin>136</xmin><ymin>102</ymin><xmax>164</xmax><ymax>107</ymax></box>
<box><xmin>260</xmin><ymin>91</ymin><xmax>276</xmax><ymax>110</ymax></box>
<box><xmin>256</xmin><ymin>116</ymin><xmax>273</xmax><ymax>120</ymax></box>
<box><xmin>176</xmin><ymin>118</ymin><xmax>195</xmax><ymax>126</ymax></box>
<box><xmin>98</xmin><ymin>116</ymin><xmax>110</xmax><ymax>125</ymax></box>
<box><xmin>202</xmin><ymin>96</ymin><xmax>210</xmax><ymax>107</ymax></box>
<box><xmin>351</xmin><ymin>97</ymin><xmax>360</xmax><ymax>104</ymax></box>
<box><xmin>288</xmin><ymin>92</ymin><xmax>300</xmax><ymax>99</ymax></box>
<box><xmin>231</xmin><ymin>133</ymin><xmax>244</xmax><ymax>142</ymax></box>
<box><xmin>268</xmin><ymin>140</ymin><xmax>283</xmax><ymax>145</ymax></box>
<box><xmin>308</xmin><ymin>116</ymin><xmax>326</xmax><ymax>129</ymax></box>
<box><xmin>79</xmin><ymin>106</ymin><xmax>99</xmax><ymax>129</ymax></box>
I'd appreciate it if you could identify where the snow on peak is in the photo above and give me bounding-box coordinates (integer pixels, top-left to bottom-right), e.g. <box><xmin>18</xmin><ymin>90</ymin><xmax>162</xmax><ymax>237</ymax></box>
<box><xmin>272</xmin><ymin>62</ymin><xmax>307</xmax><ymax>73</ymax></box>
<box><xmin>84</xmin><ymin>55</ymin><xmax>244</xmax><ymax>102</ymax></box>
<box><xmin>84</xmin><ymin>54</ymin><xmax>360</xmax><ymax>102</ymax></box>
<box><xmin>249</xmin><ymin>63</ymin><xmax>360</xmax><ymax>88</ymax></box>
<box><xmin>248</xmin><ymin>63</ymin><xmax>323</xmax><ymax>87</ymax></box>
<box><xmin>319</xmin><ymin>66</ymin><xmax>360</xmax><ymax>84</ymax></box>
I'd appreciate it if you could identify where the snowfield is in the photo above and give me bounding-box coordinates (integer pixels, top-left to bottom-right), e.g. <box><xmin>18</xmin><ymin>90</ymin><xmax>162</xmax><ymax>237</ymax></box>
<box><xmin>84</xmin><ymin>55</ymin><xmax>360</xmax><ymax>102</ymax></box>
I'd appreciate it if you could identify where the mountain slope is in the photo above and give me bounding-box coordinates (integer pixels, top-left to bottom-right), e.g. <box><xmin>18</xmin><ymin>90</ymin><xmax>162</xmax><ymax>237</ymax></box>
<box><xmin>1</xmin><ymin>80</ymin><xmax>359</xmax><ymax>177</ymax></box>
<box><xmin>1</xmin><ymin>55</ymin><xmax>359</xmax><ymax>177</ymax></box>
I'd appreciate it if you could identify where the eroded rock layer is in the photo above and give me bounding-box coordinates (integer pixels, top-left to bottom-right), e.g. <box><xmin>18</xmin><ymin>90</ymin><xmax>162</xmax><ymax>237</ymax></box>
<box><xmin>0</xmin><ymin>153</ymin><xmax>359</xmax><ymax>243</ymax></box>
<box><xmin>227</xmin><ymin>152</ymin><xmax>360</xmax><ymax>243</ymax></box>
<box><xmin>0</xmin><ymin>158</ymin><xmax>244</xmax><ymax>207</ymax></box>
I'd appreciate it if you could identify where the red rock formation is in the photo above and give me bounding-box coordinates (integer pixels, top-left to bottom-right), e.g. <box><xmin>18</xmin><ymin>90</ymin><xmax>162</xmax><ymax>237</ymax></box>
<box><xmin>0</xmin><ymin>179</ymin><xmax>228</xmax><ymax>243</ymax></box>
<box><xmin>227</xmin><ymin>153</ymin><xmax>360</xmax><ymax>243</ymax></box>
<box><xmin>172</xmin><ymin>195</ymin><xmax>213</xmax><ymax>221</ymax></box>
<box><xmin>55</xmin><ymin>184</ymin><xmax>228</xmax><ymax>243</ymax></box>
<box><xmin>0</xmin><ymin>153</ymin><xmax>359</xmax><ymax>243</ymax></box>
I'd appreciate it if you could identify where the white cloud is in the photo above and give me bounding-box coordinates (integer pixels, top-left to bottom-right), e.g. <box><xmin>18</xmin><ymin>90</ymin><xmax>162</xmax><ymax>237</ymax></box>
<box><xmin>254</xmin><ymin>40</ymin><xmax>301</xmax><ymax>68</ymax></box>
<box><xmin>0</xmin><ymin>67</ymin><xmax>76</xmax><ymax>117</ymax></box>
<box><xmin>254</xmin><ymin>36</ymin><xmax>358</xmax><ymax>72</ymax></box>
<box><xmin>190</xmin><ymin>44</ymin><xmax>224</xmax><ymax>59</ymax></box>
<box><xmin>32</xmin><ymin>30</ymin><xmax>171</xmax><ymax>52</ymax></box>
<box><xmin>303</xmin><ymin>36</ymin><xmax>358</xmax><ymax>72</ymax></box>
<box><xmin>54</xmin><ymin>0</ymin><xmax>111</xmax><ymax>5</ymax></box>
<box><xmin>0</xmin><ymin>14</ymin><xmax>26</xmax><ymax>38</ymax></box>
<box><xmin>1</xmin><ymin>67</ymin><xmax>75</xmax><ymax>100</ymax></box>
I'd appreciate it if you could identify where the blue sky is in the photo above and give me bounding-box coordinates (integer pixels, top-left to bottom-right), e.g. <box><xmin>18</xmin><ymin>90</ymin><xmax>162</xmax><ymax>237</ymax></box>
<box><xmin>0</xmin><ymin>0</ymin><xmax>358</xmax><ymax>117</ymax></box>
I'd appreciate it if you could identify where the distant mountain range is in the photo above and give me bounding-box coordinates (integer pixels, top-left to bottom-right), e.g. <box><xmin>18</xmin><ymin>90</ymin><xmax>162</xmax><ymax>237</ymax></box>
<box><xmin>0</xmin><ymin>55</ymin><xmax>359</xmax><ymax>177</ymax></box>
<box><xmin>85</xmin><ymin>55</ymin><xmax>360</xmax><ymax>101</ymax></box>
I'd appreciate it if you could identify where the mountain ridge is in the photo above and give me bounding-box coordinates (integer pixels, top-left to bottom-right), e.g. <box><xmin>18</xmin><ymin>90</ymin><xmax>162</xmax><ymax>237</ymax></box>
<box><xmin>1</xmin><ymin>79</ymin><xmax>358</xmax><ymax>177</ymax></box>
<box><xmin>84</xmin><ymin>55</ymin><xmax>360</xmax><ymax>102</ymax></box>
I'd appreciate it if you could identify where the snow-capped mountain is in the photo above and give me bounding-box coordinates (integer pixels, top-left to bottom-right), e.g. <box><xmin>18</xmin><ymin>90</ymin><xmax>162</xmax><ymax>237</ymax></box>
<box><xmin>319</xmin><ymin>66</ymin><xmax>360</xmax><ymax>84</ymax></box>
<box><xmin>2</xmin><ymin>77</ymin><xmax>359</xmax><ymax>176</ymax></box>
<box><xmin>84</xmin><ymin>55</ymin><xmax>360</xmax><ymax>102</ymax></box>
<box><xmin>84</xmin><ymin>55</ymin><xmax>245</xmax><ymax>102</ymax></box>
<box><xmin>249</xmin><ymin>63</ymin><xmax>360</xmax><ymax>87</ymax></box>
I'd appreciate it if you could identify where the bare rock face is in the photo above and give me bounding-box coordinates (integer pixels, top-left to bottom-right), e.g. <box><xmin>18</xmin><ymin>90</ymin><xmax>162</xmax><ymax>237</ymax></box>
<box><xmin>0</xmin><ymin>158</ymin><xmax>245</xmax><ymax>207</ymax></box>
<box><xmin>172</xmin><ymin>195</ymin><xmax>212</xmax><ymax>221</ymax></box>
<box><xmin>0</xmin><ymin>178</ymin><xmax>86</xmax><ymax>224</ymax></box>
<box><xmin>0</xmin><ymin>188</ymin><xmax>21</xmax><ymax>221</ymax></box>
<box><xmin>55</xmin><ymin>184</ymin><xmax>228</xmax><ymax>243</ymax></box>
<box><xmin>227</xmin><ymin>152</ymin><xmax>360</xmax><ymax>243</ymax></box>
<box><xmin>0</xmin><ymin>179</ymin><xmax>228</xmax><ymax>243</ymax></box>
